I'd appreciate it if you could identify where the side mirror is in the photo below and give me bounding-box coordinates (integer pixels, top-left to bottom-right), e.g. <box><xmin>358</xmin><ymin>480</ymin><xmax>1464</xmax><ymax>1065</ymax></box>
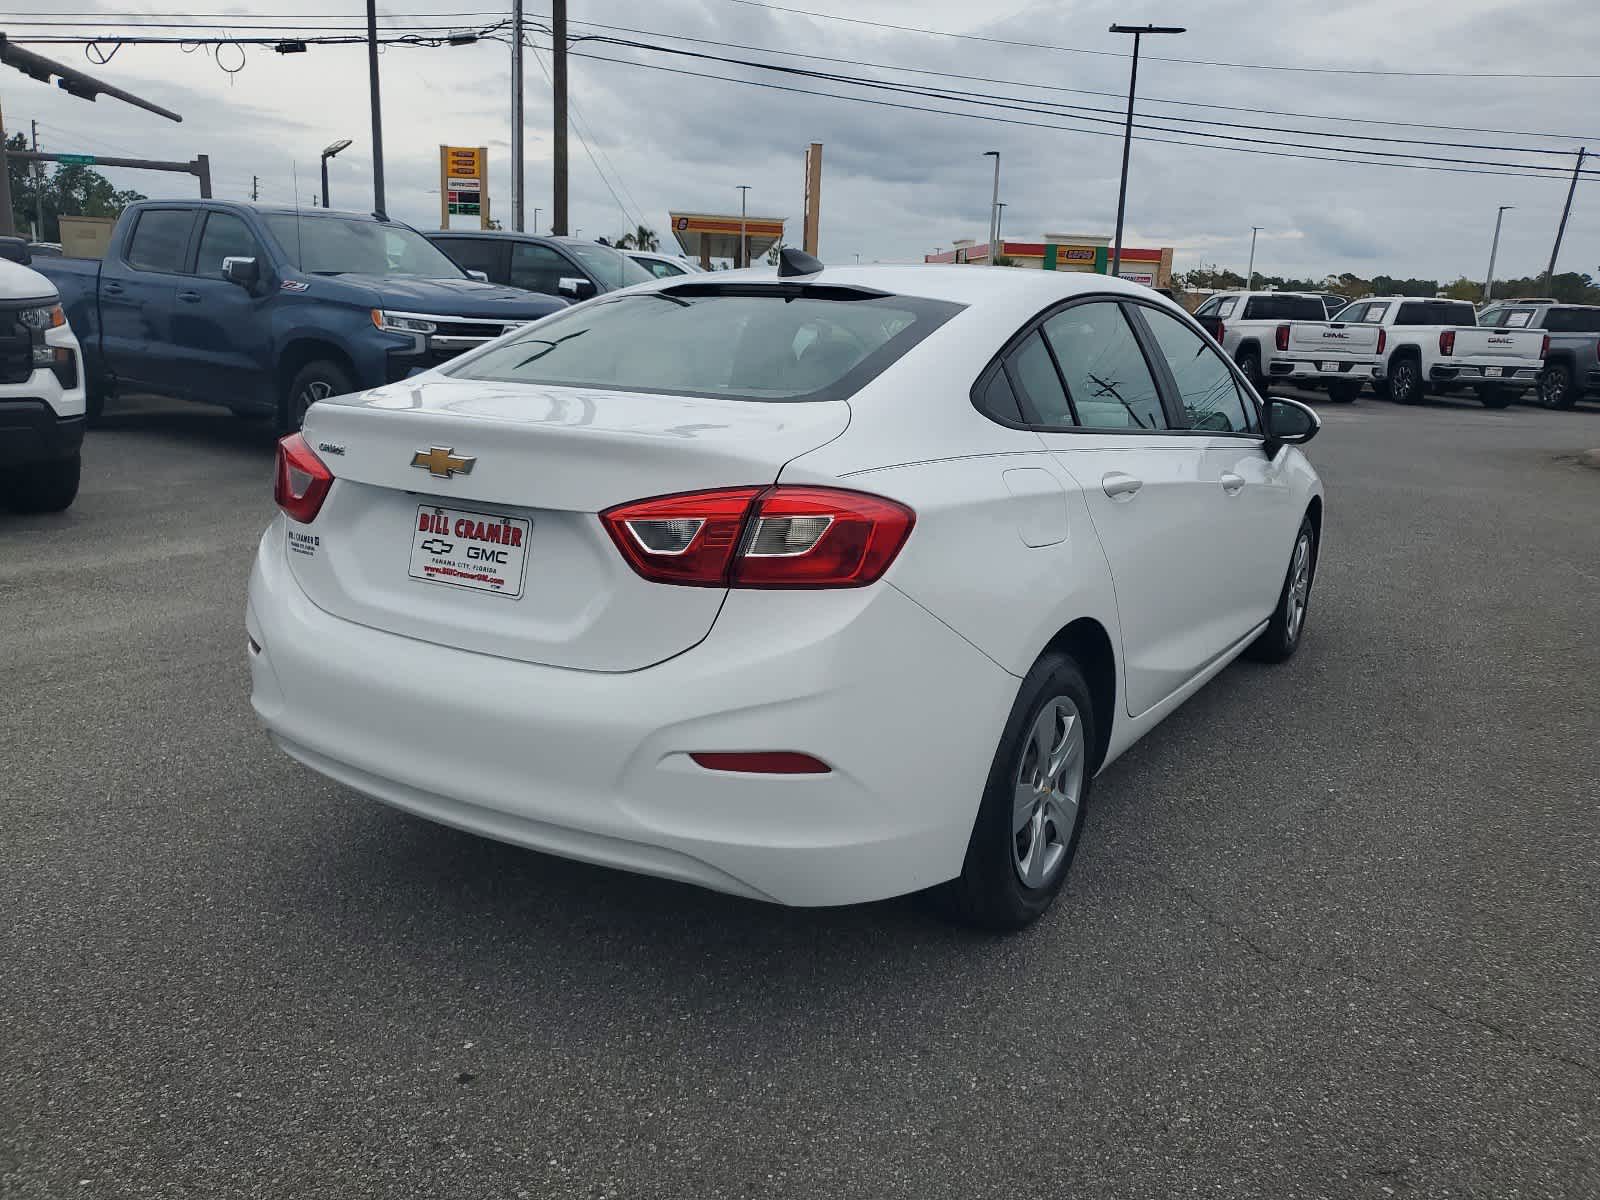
<box><xmin>222</xmin><ymin>256</ymin><xmax>260</xmax><ymax>289</ymax></box>
<box><xmin>558</xmin><ymin>276</ymin><xmax>596</xmax><ymax>300</ymax></box>
<box><xmin>1263</xmin><ymin>396</ymin><xmax>1321</xmax><ymax>448</ymax></box>
<box><xmin>0</xmin><ymin>236</ymin><xmax>32</xmax><ymax>266</ymax></box>
<box><xmin>466</xmin><ymin>269</ymin><xmax>489</xmax><ymax>283</ymax></box>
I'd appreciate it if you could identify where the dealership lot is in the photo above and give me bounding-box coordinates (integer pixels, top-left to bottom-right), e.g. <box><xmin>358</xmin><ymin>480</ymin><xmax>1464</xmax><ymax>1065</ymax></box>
<box><xmin>3</xmin><ymin>396</ymin><xmax>1597</xmax><ymax>1197</ymax></box>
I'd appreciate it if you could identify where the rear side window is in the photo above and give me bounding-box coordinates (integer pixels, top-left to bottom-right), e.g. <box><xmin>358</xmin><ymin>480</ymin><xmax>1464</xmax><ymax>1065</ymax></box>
<box><xmin>1503</xmin><ymin>310</ymin><xmax>1535</xmax><ymax>328</ymax></box>
<box><xmin>1351</xmin><ymin>303</ymin><xmax>1389</xmax><ymax>323</ymax></box>
<box><xmin>1242</xmin><ymin>295</ymin><xmax>1325</xmax><ymax>321</ymax></box>
<box><xmin>976</xmin><ymin>366</ymin><xmax>1024</xmax><ymax>423</ymax></box>
<box><xmin>1042</xmin><ymin>302</ymin><xmax>1167</xmax><ymax>430</ymax></box>
<box><xmin>1215</xmin><ymin>297</ymin><xmax>1239</xmax><ymax>319</ymax></box>
<box><xmin>1543</xmin><ymin>307</ymin><xmax>1600</xmax><ymax>333</ymax></box>
<box><xmin>449</xmin><ymin>287</ymin><xmax>964</xmax><ymax>402</ymax></box>
<box><xmin>1009</xmin><ymin>331</ymin><xmax>1074</xmax><ymax>425</ymax></box>
<box><xmin>1395</xmin><ymin>300</ymin><xmax>1477</xmax><ymax>326</ymax></box>
<box><xmin>126</xmin><ymin>210</ymin><xmax>193</xmax><ymax>273</ymax></box>
<box><xmin>639</xmin><ymin>257</ymin><xmax>687</xmax><ymax>279</ymax></box>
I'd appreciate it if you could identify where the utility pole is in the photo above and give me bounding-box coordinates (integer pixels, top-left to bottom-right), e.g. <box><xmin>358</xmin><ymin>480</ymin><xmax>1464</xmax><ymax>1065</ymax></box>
<box><xmin>983</xmin><ymin>150</ymin><xmax>1000</xmax><ymax>260</ymax></box>
<box><xmin>0</xmin><ymin>98</ymin><xmax>14</xmax><ymax>238</ymax></box>
<box><xmin>1108</xmin><ymin>23</ymin><xmax>1184</xmax><ymax>278</ymax></box>
<box><xmin>511</xmin><ymin>0</ymin><xmax>524</xmax><ymax>230</ymax></box>
<box><xmin>1246</xmin><ymin>226</ymin><xmax>1261</xmax><ymax>289</ymax></box>
<box><xmin>252</xmin><ymin>175</ymin><xmax>260</xmax><ymax>202</ymax></box>
<box><xmin>552</xmin><ymin>0</ymin><xmax>569</xmax><ymax>235</ymax></box>
<box><xmin>533</xmin><ymin>206</ymin><xmax>541</xmax><ymax>234</ymax></box>
<box><xmin>737</xmin><ymin>184</ymin><xmax>751</xmax><ymax>268</ymax></box>
<box><xmin>1542</xmin><ymin>146</ymin><xmax>1586</xmax><ymax>295</ymax></box>
<box><xmin>366</xmin><ymin>0</ymin><xmax>386</xmax><ymax>217</ymax></box>
<box><xmin>1483</xmin><ymin>205</ymin><xmax>1512</xmax><ymax>305</ymax></box>
<box><xmin>31</xmin><ymin>119</ymin><xmax>44</xmax><ymax>241</ymax></box>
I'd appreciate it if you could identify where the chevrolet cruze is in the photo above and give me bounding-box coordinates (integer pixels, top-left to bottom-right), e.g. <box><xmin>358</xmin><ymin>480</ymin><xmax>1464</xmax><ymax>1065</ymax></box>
<box><xmin>247</xmin><ymin>254</ymin><xmax>1324</xmax><ymax>930</ymax></box>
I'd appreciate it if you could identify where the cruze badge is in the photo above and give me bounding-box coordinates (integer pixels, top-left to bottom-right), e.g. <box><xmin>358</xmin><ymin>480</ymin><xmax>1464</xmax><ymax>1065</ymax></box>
<box><xmin>411</xmin><ymin>446</ymin><xmax>476</xmax><ymax>479</ymax></box>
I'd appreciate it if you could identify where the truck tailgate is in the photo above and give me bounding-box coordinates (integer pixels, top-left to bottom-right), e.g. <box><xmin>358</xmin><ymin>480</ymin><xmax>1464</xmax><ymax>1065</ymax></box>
<box><xmin>1452</xmin><ymin>327</ymin><xmax>1544</xmax><ymax>361</ymax></box>
<box><xmin>1286</xmin><ymin>321</ymin><xmax>1380</xmax><ymax>357</ymax></box>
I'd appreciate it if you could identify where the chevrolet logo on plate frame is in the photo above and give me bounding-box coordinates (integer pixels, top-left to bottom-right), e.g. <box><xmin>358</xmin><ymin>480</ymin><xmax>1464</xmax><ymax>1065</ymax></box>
<box><xmin>411</xmin><ymin>447</ymin><xmax>476</xmax><ymax>479</ymax></box>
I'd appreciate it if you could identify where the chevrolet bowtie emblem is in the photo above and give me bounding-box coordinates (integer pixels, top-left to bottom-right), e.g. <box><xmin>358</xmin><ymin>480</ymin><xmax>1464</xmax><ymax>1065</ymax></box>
<box><xmin>411</xmin><ymin>446</ymin><xmax>476</xmax><ymax>479</ymax></box>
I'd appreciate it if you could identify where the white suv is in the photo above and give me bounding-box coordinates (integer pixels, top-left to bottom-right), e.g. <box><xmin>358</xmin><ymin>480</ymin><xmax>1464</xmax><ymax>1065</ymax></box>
<box><xmin>0</xmin><ymin>249</ymin><xmax>86</xmax><ymax>513</ymax></box>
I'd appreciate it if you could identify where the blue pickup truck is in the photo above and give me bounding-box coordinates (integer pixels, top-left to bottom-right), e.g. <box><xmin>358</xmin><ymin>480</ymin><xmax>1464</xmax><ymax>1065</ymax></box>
<box><xmin>36</xmin><ymin>200</ymin><xmax>567</xmax><ymax>431</ymax></box>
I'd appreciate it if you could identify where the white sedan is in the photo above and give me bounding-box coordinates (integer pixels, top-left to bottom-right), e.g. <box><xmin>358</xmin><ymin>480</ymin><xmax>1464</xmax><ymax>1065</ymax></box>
<box><xmin>247</xmin><ymin>255</ymin><xmax>1323</xmax><ymax>930</ymax></box>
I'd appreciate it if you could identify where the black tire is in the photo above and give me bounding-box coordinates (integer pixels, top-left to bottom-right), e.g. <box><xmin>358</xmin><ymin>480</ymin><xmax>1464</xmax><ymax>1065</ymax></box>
<box><xmin>1388</xmin><ymin>356</ymin><xmax>1423</xmax><ymax>405</ymax></box>
<box><xmin>5</xmin><ymin>454</ymin><xmax>81</xmax><ymax>514</ymax></box>
<box><xmin>1538</xmin><ymin>362</ymin><xmax>1577</xmax><ymax>410</ymax></box>
<box><xmin>933</xmin><ymin>652</ymin><xmax>1096</xmax><ymax>932</ymax></box>
<box><xmin>1477</xmin><ymin>386</ymin><xmax>1514</xmax><ymax>409</ymax></box>
<box><xmin>278</xmin><ymin>359</ymin><xmax>354</xmax><ymax>435</ymax></box>
<box><xmin>1236</xmin><ymin>347</ymin><xmax>1265</xmax><ymax>394</ymax></box>
<box><xmin>1327</xmin><ymin>380</ymin><xmax>1362</xmax><ymax>403</ymax></box>
<box><xmin>1246</xmin><ymin>516</ymin><xmax>1316</xmax><ymax>663</ymax></box>
<box><xmin>1371</xmin><ymin>378</ymin><xmax>1391</xmax><ymax>400</ymax></box>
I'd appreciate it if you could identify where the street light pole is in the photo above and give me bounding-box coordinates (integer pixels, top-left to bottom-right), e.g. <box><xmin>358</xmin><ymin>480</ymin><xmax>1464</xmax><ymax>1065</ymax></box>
<box><xmin>533</xmin><ymin>206</ymin><xmax>541</xmax><ymax>234</ymax></box>
<box><xmin>1483</xmin><ymin>205</ymin><xmax>1513</xmax><ymax>305</ymax></box>
<box><xmin>1246</xmin><ymin>225</ymin><xmax>1261</xmax><ymax>289</ymax></box>
<box><xmin>737</xmin><ymin>184</ymin><xmax>751</xmax><ymax>268</ymax></box>
<box><xmin>1542</xmin><ymin>147</ymin><xmax>1586</xmax><ymax>295</ymax></box>
<box><xmin>1108</xmin><ymin>23</ymin><xmax>1184</xmax><ymax>278</ymax></box>
<box><xmin>365</xmin><ymin>0</ymin><xmax>386</xmax><ymax>217</ymax></box>
<box><xmin>983</xmin><ymin>150</ymin><xmax>1000</xmax><ymax>260</ymax></box>
<box><xmin>320</xmin><ymin>138</ymin><xmax>352</xmax><ymax>210</ymax></box>
<box><xmin>511</xmin><ymin>0</ymin><xmax>524</xmax><ymax>230</ymax></box>
<box><xmin>995</xmin><ymin>201</ymin><xmax>1007</xmax><ymax>247</ymax></box>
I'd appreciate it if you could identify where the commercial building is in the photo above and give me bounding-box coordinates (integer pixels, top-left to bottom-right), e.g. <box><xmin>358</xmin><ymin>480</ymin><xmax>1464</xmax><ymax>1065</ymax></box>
<box><xmin>670</xmin><ymin>211</ymin><xmax>786</xmax><ymax>270</ymax></box>
<box><xmin>925</xmin><ymin>232</ymin><xmax>1174</xmax><ymax>289</ymax></box>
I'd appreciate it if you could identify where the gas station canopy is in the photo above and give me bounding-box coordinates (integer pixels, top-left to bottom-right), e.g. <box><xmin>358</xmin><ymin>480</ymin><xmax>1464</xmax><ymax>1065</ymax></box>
<box><xmin>669</xmin><ymin>211</ymin><xmax>786</xmax><ymax>268</ymax></box>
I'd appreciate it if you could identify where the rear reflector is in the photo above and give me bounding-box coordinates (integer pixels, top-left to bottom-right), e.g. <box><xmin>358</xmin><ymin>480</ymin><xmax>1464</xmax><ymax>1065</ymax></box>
<box><xmin>690</xmin><ymin>752</ymin><xmax>831</xmax><ymax>774</ymax></box>
<box><xmin>274</xmin><ymin>432</ymin><xmax>334</xmax><ymax>524</ymax></box>
<box><xmin>601</xmin><ymin>486</ymin><xmax>914</xmax><ymax>588</ymax></box>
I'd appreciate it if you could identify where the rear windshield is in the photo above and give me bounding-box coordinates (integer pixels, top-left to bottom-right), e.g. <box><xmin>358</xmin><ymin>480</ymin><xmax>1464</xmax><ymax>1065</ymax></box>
<box><xmin>1395</xmin><ymin>300</ymin><xmax>1477</xmax><ymax>326</ymax></box>
<box><xmin>1242</xmin><ymin>295</ymin><xmax>1326</xmax><ymax>321</ymax></box>
<box><xmin>447</xmin><ymin>285</ymin><xmax>965</xmax><ymax>402</ymax></box>
<box><xmin>1543</xmin><ymin>307</ymin><xmax>1600</xmax><ymax>333</ymax></box>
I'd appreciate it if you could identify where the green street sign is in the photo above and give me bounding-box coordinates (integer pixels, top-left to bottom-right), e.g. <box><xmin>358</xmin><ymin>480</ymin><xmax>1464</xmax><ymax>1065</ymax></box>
<box><xmin>57</xmin><ymin>153</ymin><xmax>96</xmax><ymax>165</ymax></box>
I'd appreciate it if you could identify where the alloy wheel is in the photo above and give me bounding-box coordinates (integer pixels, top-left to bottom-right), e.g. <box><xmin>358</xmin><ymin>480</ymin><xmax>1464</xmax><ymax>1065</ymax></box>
<box><xmin>1012</xmin><ymin>697</ymin><xmax>1085</xmax><ymax>889</ymax></box>
<box><xmin>295</xmin><ymin>379</ymin><xmax>335</xmax><ymax>426</ymax></box>
<box><xmin>1285</xmin><ymin>532</ymin><xmax>1312</xmax><ymax>643</ymax></box>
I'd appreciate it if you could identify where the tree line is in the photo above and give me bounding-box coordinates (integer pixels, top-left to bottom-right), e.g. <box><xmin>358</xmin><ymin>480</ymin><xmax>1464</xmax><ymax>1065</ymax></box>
<box><xmin>6</xmin><ymin>134</ymin><xmax>146</xmax><ymax>244</ymax></box>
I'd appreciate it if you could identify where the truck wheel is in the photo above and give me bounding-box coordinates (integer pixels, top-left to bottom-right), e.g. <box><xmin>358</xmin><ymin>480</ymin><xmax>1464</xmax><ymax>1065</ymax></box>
<box><xmin>1538</xmin><ymin>362</ymin><xmax>1576</xmax><ymax>410</ymax></box>
<box><xmin>1371</xmin><ymin>379</ymin><xmax>1391</xmax><ymax>399</ymax></box>
<box><xmin>1236</xmin><ymin>348</ymin><xmax>1265</xmax><ymax>394</ymax></box>
<box><xmin>5</xmin><ymin>454</ymin><xmax>81</xmax><ymax>514</ymax></box>
<box><xmin>1476</xmin><ymin>386</ymin><xmax>1514</xmax><ymax>409</ymax></box>
<box><xmin>280</xmin><ymin>360</ymin><xmax>354</xmax><ymax>435</ymax></box>
<box><xmin>1388</xmin><ymin>357</ymin><xmax>1423</xmax><ymax>405</ymax></box>
<box><xmin>1327</xmin><ymin>380</ymin><xmax>1361</xmax><ymax>403</ymax></box>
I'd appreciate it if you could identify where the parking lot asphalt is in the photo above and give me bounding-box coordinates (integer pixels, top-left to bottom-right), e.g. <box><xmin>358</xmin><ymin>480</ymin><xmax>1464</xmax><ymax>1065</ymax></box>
<box><xmin>3</xmin><ymin>391</ymin><xmax>1598</xmax><ymax>1200</ymax></box>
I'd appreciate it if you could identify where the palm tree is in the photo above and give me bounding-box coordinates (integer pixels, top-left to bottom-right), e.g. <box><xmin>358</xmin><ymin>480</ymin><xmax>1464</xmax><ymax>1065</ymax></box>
<box><xmin>613</xmin><ymin>231</ymin><xmax>636</xmax><ymax>249</ymax></box>
<box><xmin>630</xmin><ymin>224</ymin><xmax>659</xmax><ymax>251</ymax></box>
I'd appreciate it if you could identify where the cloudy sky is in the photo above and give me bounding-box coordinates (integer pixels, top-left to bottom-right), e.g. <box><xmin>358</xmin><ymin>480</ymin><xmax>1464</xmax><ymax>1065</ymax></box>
<box><xmin>6</xmin><ymin>0</ymin><xmax>1599</xmax><ymax>282</ymax></box>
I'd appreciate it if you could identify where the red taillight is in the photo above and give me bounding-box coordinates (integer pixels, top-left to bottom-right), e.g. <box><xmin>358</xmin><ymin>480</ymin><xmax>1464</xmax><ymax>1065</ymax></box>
<box><xmin>1275</xmin><ymin>324</ymin><xmax>1290</xmax><ymax>352</ymax></box>
<box><xmin>273</xmin><ymin>432</ymin><xmax>334</xmax><ymax>524</ymax></box>
<box><xmin>601</xmin><ymin>485</ymin><xmax>915</xmax><ymax>589</ymax></box>
<box><xmin>690</xmin><ymin>752</ymin><xmax>831</xmax><ymax>774</ymax></box>
<box><xmin>1377</xmin><ymin>329</ymin><xmax>1386</xmax><ymax>354</ymax></box>
<box><xmin>1215</xmin><ymin>319</ymin><xmax>1226</xmax><ymax>343</ymax></box>
<box><xmin>1542</xmin><ymin>334</ymin><xmax>1551</xmax><ymax>359</ymax></box>
<box><xmin>1439</xmin><ymin>330</ymin><xmax>1456</xmax><ymax>356</ymax></box>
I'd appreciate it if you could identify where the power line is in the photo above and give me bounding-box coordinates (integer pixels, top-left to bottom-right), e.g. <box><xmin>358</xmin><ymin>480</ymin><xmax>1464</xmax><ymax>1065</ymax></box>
<box><xmin>554</xmin><ymin>15</ymin><xmax>1600</xmax><ymax>145</ymax></box>
<box><xmin>711</xmin><ymin>0</ymin><xmax>1600</xmax><ymax>79</ymax></box>
<box><xmin>530</xmin><ymin>40</ymin><xmax>1598</xmax><ymax>182</ymax></box>
<box><xmin>526</xmin><ymin>41</ymin><xmax>635</xmax><ymax>231</ymax></box>
<box><xmin>565</xmin><ymin>33</ymin><xmax>1585</xmax><ymax>170</ymax></box>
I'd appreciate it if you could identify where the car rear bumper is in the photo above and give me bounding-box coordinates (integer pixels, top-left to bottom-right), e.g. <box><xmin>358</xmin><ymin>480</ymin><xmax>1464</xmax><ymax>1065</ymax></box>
<box><xmin>1428</xmin><ymin>360</ymin><xmax>1540</xmax><ymax>386</ymax></box>
<box><xmin>1267</xmin><ymin>357</ymin><xmax>1380</xmax><ymax>382</ymax></box>
<box><xmin>246</xmin><ymin>520</ymin><xmax>1018</xmax><ymax>906</ymax></box>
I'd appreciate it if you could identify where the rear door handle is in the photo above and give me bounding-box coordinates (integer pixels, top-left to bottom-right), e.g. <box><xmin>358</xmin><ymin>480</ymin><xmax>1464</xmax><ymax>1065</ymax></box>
<box><xmin>103</xmin><ymin>283</ymin><xmax>124</xmax><ymax>295</ymax></box>
<box><xmin>1101</xmin><ymin>471</ymin><xmax>1143</xmax><ymax>499</ymax></box>
<box><xmin>1220</xmin><ymin>472</ymin><xmax>1246</xmax><ymax>495</ymax></box>
<box><xmin>177</xmin><ymin>290</ymin><xmax>202</xmax><ymax>303</ymax></box>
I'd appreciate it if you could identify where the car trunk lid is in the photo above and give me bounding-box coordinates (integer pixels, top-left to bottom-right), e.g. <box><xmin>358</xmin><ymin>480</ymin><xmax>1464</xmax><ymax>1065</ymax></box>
<box><xmin>1450</xmin><ymin>327</ymin><xmax>1546</xmax><ymax>361</ymax></box>
<box><xmin>288</xmin><ymin>377</ymin><xmax>850</xmax><ymax>671</ymax></box>
<box><xmin>1285</xmin><ymin>321</ymin><xmax>1380</xmax><ymax>357</ymax></box>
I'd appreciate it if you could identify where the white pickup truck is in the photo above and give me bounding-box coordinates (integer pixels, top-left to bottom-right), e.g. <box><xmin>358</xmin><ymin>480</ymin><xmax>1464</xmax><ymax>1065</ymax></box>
<box><xmin>1336</xmin><ymin>296</ymin><xmax>1546</xmax><ymax>408</ymax></box>
<box><xmin>1193</xmin><ymin>291</ymin><xmax>1379</xmax><ymax>402</ymax></box>
<box><xmin>0</xmin><ymin>243</ymin><xmax>85</xmax><ymax>512</ymax></box>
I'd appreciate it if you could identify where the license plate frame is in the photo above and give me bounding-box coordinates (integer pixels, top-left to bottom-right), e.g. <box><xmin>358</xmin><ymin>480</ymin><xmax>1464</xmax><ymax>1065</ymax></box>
<box><xmin>409</xmin><ymin>504</ymin><xmax>531</xmax><ymax>599</ymax></box>
<box><xmin>1484</xmin><ymin>366</ymin><xmax>1504</xmax><ymax>378</ymax></box>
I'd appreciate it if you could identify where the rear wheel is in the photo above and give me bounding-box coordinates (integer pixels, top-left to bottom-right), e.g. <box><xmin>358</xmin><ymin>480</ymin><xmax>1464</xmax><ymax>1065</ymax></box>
<box><xmin>1371</xmin><ymin>378</ymin><xmax>1391</xmax><ymax>400</ymax></box>
<box><xmin>1246</xmin><ymin>517</ymin><xmax>1316</xmax><ymax>663</ymax></box>
<box><xmin>5</xmin><ymin>454</ymin><xmax>81</xmax><ymax>514</ymax></box>
<box><xmin>1538</xmin><ymin>362</ymin><xmax>1577</xmax><ymax>410</ymax></box>
<box><xmin>1388</xmin><ymin>357</ymin><xmax>1423</xmax><ymax>405</ymax></box>
<box><xmin>934</xmin><ymin>652</ymin><xmax>1094</xmax><ymax>932</ymax></box>
<box><xmin>278</xmin><ymin>359</ymin><xmax>354</xmax><ymax>435</ymax></box>
<box><xmin>1327</xmin><ymin>380</ymin><xmax>1361</xmax><ymax>403</ymax></box>
<box><xmin>1237</xmin><ymin>348</ymin><xmax>1265</xmax><ymax>394</ymax></box>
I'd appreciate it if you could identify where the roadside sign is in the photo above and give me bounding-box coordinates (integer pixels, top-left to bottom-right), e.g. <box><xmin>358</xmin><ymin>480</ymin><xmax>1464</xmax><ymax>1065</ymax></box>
<box><xmin>439</xmin><ymin>144</ymin><xmax>489</xmax><ymax>230</ymax></box>
<box><xmin>57</xmin><ymin>153</ymin><xmax>96</xmax><ymax>165</ymax></box>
